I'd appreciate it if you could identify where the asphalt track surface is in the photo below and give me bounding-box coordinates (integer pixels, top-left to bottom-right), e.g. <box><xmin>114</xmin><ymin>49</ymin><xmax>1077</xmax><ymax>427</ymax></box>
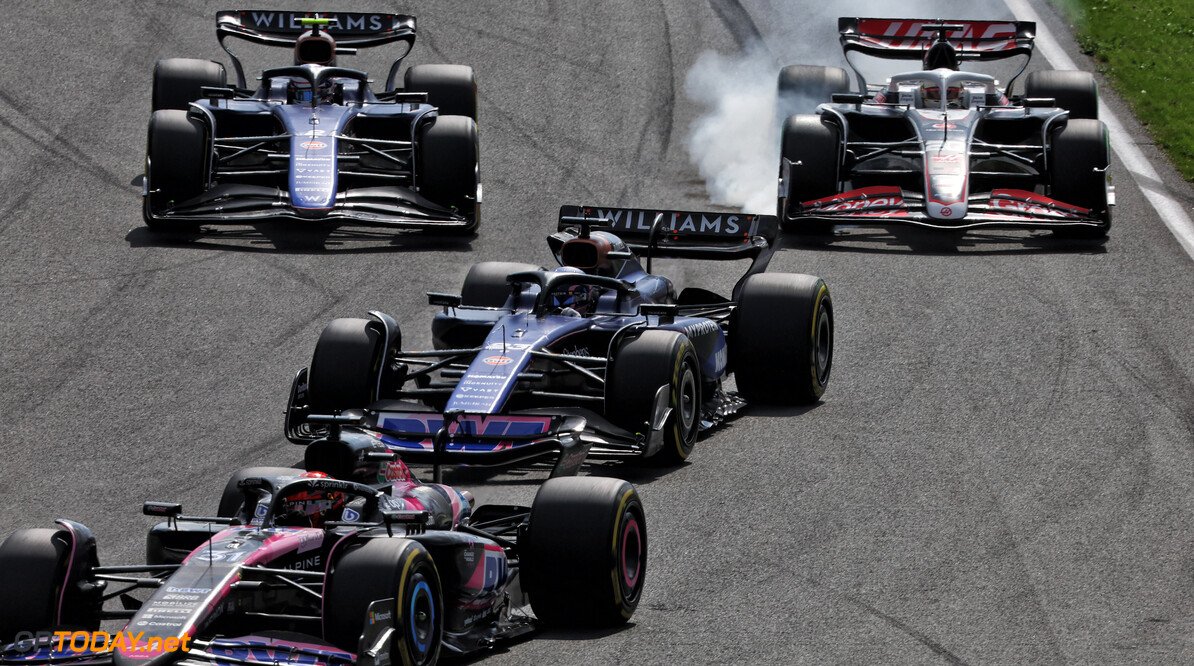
<box><xmin>2</xmin><ymin>1</ymin><xmax>1194</xmax><ymax>664</ymax></box>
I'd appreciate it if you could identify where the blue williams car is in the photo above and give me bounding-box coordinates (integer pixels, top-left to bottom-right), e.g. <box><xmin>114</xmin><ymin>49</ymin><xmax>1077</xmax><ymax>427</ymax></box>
<box><xmin>285</xmin><ymin>205</ymin><xmax>834</xmax><ymax>474</ymax></box>
<box><xmin>143</xmin><ymin>10</ymin><xmax>480</xmax><ymax>233</ymax></box>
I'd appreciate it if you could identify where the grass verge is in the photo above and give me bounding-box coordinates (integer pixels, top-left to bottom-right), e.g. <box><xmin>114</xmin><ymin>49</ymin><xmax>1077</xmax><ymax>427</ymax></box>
<box><xmin>1052</xmin><ymin>0</ymin><xmax>1194</xmax><ymax>181</ymax></box>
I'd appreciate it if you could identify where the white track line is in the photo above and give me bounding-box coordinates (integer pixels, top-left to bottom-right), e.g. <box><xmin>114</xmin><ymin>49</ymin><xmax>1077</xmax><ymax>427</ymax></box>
<box><xmin>1004</xmin><ymin>0</ymin><xmax>1194</xmax><ymax>260</ymax></box>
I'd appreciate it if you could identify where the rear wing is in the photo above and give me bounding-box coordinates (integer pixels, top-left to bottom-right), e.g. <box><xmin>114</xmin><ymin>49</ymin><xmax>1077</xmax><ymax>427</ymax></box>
<box><xmin>838</xmin><ymin>18</ymin><xmax>1035</xmax><ymax>95</ymax></box>
<box><xmin>557</xmin><ymin>205</ymin><xmax>777</xmax><ymax>260</ymax></box>
<box><xmin>216</xmin><ymin>10</ymin><xmax>417</xmax><ymax>88</ymax></box>
<box><xmin>839</xmin><ymin>18</ymin><xmax>1034</xmax><ymax>60</ymax></box>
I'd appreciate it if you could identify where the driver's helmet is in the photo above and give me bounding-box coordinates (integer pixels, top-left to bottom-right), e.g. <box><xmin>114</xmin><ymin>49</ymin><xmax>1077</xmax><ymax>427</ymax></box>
<box><xmin>275</xmin><ymin>472</ymin><xmax>345</xmax><ymax>528</ymax></box>
<box><xmin>549</xmin><ymin>267</ymin><xmax>600</xmax><ymax>316</ymax></box>
<box><xmin>559</xmin><ymin>231</ymin><xmax>630</xmax><ymax>277</ymax></box>
<box><xmin>921</xmin><ymin>84</ymin><xmax>964</xmax><ymax>108</ymax></box>
<box><xmin>289</xmin><ymin>79</ymin><xmax>337</xmax><ymax>104</ymax></box>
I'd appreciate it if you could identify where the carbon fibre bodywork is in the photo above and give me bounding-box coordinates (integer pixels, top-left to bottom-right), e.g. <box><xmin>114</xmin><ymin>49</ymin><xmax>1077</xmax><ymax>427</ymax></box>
<box><xmin>779</xmin><ymin>18</ymin><xmax>1113</xmax><ymax>234</ymax></box>
<box><xmin>142</xmin><ymin>10</ymin><xmax>479</xmax><ymax>231</ymax></box>
<box><xmin>285</xmin><ymin>206</ymin><xmax>831</xmax><ymax>473</ymax></box>
<box><xmin>0</xmin><ymin>453</ymin><xmax>554</xmax><ymax>664</ymax></box>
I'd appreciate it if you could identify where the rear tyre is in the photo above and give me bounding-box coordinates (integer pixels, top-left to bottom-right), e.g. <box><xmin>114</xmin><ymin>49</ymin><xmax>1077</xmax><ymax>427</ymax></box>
<box><xmin>404</xmin><ymin>64</ymin><xmax>478</xmax><ymax>120</ymax></box>
<box><xmin>308</xmin><ymin>318</ymin><xmax>387</xmax><ymax>413</ymax></box>
<box><xmin>461</xmin><ymin>261</ymin><xmax>540</xmax><ymax>307</ymax></box>
<box><xmin>1025</xmin><ymin>70</ymin><xmax>1098</xmax><ymax>120</ymax></box>
<box><xmin>325</xmin><ymin>539</ymin><xmax>442</xmax><ymax>665</ymax></box>
<box><xmin>0</xmin><ymin>528</ymin><xmax>100</xmax><ymax>641</ymax></box>
<box><xmin>1050</xmin><ymin>118</ymin><xmax>1111</xmax><ymax>238</ymax></box>
<box><xmin>522</xmin><ymin>477</ymin><xmax>646</xmax><ymax>627</ymax></box>
<box><xmin>152</xmin><ymin>58</ymin><xmax>227</xmax><ymax>111</ymax></box>
<box><xmin>776</xmin><ymin>65</ymin><xmax>851</xmax><ymax>112</ymax></box>
<box><xmin>731</xmin><ymin>273</ymin><xmax>832</xmax><ymax>404</ymax></box>
<box><xmin>417</xmin><ymin>115</ymin><xmax>480</xmax><ymax>235</ymax></box>
<box><xmin>607</xmin><ymin>330</ymin><xmax>700</xmax><ymax>465</ymax></box>
<box><xmin>779</xmin><ymin>114</ymin><xmax>840</xmax><ymax>235</ymax></box>
<box><xmin>144</xmin><ymin>109</ymin><xmax>208</xmax><ymax>229</ymax></box>
<box><xmin>217</xmin><ymin>466</ymin><xmax>307</xmax><ymax>518</ymax></box>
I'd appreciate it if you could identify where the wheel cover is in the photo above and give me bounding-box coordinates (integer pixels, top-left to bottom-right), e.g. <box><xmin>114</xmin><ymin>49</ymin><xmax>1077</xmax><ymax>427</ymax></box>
<box><xmin>408</xmin><ymin>575</ymin><xmax>436</xmax><ymax>662</ymax></box>
<box><xmin>618</xmin><ymin>510</ymin><xmax>644</xmax><ymax>603</ymax></box>
<box><xmin>678</xmin><ymin>363</ymin><xmax>697</xmax><ymax>439</ymax></box>
<box><xmin>814</xmin><ymin>307</ymin><xmax>832</xmax><ymax>385</ymax></box>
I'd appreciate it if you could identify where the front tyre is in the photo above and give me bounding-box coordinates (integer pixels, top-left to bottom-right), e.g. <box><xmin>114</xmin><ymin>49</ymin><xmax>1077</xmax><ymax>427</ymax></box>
<box><xmin>308</xmin><ymin>318</ymin><xmax>387</xmax><ymax>413</ymax></box>
<box><xmin>1049</xmin><ymin>118</ymin><xmax>1111</xmax><ymax>238</ymax></box>
<box><xmin>417</xmin><ymin>115</ymin><xmax>480</xmax><ymax>235</ymax></box>
<box><xmin>780</xmin><ymin>114</ymin><xmax>840</xmax><ymax>235</ymax></box>
<box><xmin>522</xmin><ymin>477</ymin><xmax>646</xmax><ymax>627</ymax></box>
<box><xmin>325</xmin><ymin>539</ymin><xmax>442</xmax><ymax>666</ymax></box>
<box><xmin>731</xmin><ymin>273</ymin><xmax>833</xmax><ymax>404</ymax></box>
<box><xmin>0</xmin><ymin>527</ymin><xmax>100</xmax><ymax>641</ymax></box>
<box><xmin>607</xmin><ymin>330</ymin><xmax>700</xmax><ymax>465</ymax></box>
<box><xmin>144</xmin><ymin>109</ymin><xmax>209</xmax><ymax>229</ymax></box>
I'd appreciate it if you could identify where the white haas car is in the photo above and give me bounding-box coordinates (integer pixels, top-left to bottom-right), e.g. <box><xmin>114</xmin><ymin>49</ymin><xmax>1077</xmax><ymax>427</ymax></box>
<box><xmin>778</xmin><ymin>18</ymin><xmax>1113</xmax><ymax>239</ymax></box>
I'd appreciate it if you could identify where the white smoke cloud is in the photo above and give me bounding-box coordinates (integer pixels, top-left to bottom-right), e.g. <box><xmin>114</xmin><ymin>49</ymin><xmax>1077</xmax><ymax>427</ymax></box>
<box><xmin>683</xmin><ymin>45</ymin><xmax>783</xmax><ymax>215</ymax></box>
<box><xmin>683</xmin><ymin>1</ymin><xmax>1009</xmax><ymax>214</ymax></box>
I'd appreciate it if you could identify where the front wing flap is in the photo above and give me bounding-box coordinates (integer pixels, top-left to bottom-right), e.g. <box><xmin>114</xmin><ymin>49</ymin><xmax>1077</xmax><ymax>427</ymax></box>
<box><xmin>788</xmin><ymin>186</ymin><xmax>1108</xmax><ymax>231</ymax></box>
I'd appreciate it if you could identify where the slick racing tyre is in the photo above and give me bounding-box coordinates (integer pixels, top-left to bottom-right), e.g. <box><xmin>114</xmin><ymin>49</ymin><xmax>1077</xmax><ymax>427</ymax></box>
<box><xmin>152</xmin><ymin>58</ymin><xmax>227</xmax><ymax>111</ymax></box>
<box><xmin>1049</xmin><ymin>118</ymin><xmax>1111</xmax><ymax>238</ymax></box>
<box><xmin>325</xmin><ymin>539</ymin><xmax>442</xmax><ymax>665</ymax></box>
<box><xmin>731</xmin><ymin>273</ymin><xmax>833</xmax><ymax>404</ymax></box>
<box><xmin>144</xmin><ymin>109</ymin><xmax>209</xmax><ymax>229</ymax></box>
<box><xmin>0</xmin><ymin>527</ymin><xmax>100</xmax><ymax>641</ymax></box>
<box><xmin>780</xmin><ymin>114</ymin><xmax>840</xmax><ymax>235</ymax></box>
<box><xmin>308</xmin><ymin>318</ymin><xmax>387</xmax><ymax>413</ymax></box>
<box><xmin>776</xmin><ymin>64</ymin><xmax>851</xmax><ymax>112</ymax></box>
<box><xmin>522</xmin><ymin>477</ymin><xmax>646</xmax><ymax>627</ymax></box>
<box><xmin>216</xmin><ymin>466</ymin><xmax>307</xmax><ymax>518</ymax></box>
<box><xmin>417</xmin><ymin>115</ymin><xmax>480</xmax><ymax>235</ymax></box>
<box><xmin>1025</xmin><ymin>70</ymin><xmax>1098</xmax><ymax>120</ymax></box>
<box><xmin>460</xmin><ymin>261</ymin><xmax>540</xmax><ymax>307</ymax></box>
<box><xmin>404</xmin><ymin>64</ymin><xmax>478</xmax><ymax>120</ymax></box>
<box><xmin>607</xmin><ymin>330</ymin><xmax>700</xmax><ymax>465</ymax></box>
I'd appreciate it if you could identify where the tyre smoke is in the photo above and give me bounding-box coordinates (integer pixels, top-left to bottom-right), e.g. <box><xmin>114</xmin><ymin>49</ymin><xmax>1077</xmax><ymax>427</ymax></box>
<box><xmin>683</xmin><ymin>46</ymin><xmax>823</xmax><ymax>215</ymax></box>
<box><xmin>683</xmin><ymin>1</ymin><xmax>1003</xmax><ymax>214</ymax></box>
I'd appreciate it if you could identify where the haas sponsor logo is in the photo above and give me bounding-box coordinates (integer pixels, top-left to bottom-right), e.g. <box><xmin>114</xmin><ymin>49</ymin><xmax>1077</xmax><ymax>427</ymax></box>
<box><xmin>822</xmin><ymin>196</ymin><xmax>903</xmax><ymax>214</ymax></box>
<box><xmin>860</xmin><ymin>20</ymin><xmax>1017</xmax><ymax>49</ymax></box>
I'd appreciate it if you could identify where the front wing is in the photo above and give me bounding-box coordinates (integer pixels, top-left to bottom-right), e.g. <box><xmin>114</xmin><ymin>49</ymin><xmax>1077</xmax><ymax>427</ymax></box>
<box><xmin>787</xmin><ymin>186</ymin><xmax>1109</xmax><ymax>232</ymax></box>
<box><xmin>366</xmin><ymin>409</ymin><xmax>648</xmax><ymax>475</ymax></box>
<box><xmin>143</xmin><ymin>184</ymin><xmax>476</xmax><ymax>230</ymax></box>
